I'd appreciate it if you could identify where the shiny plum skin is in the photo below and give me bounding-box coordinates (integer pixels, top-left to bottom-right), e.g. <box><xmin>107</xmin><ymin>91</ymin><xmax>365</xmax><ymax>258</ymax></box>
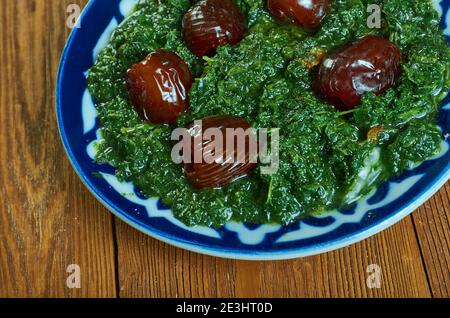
<box><xmin>315</xmin><ymin>35</ymin><xmax>402</xmax><ymax>110</ymax></box>
<box><xmin>267</xmin><ymin>0</ymin><xmax>332</xmax><ymax>29</ymax></box>
<box><xmin>125</xmin><ymin>50</ymin><xmax>193</xmax><ymax>124</ymax></box>
<box><xmin>182</xmin><ymin>0</ymin><xmax>246</xmax><ymax>57</ymax></box>
<box><xmin>184</xmin><ymin>116</ymin><xmax>258</xmax><ymax>189</ymax></box>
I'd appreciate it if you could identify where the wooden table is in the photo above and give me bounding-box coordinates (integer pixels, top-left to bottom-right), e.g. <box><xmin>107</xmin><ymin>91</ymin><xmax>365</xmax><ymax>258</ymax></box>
<box><xmin>0</xmin><ymin>0</ymin><xmax>449</xmax><ymax>298</ymax></box>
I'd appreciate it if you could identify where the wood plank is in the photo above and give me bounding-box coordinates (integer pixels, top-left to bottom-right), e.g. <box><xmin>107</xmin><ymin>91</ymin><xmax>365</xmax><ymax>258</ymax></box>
<box><xmin>236</xmin><ymin>216</ymin><xmax>430</xmax><ymax>298</ymax></box>
<box><xmin>115</xmin><ymin>215</ymin><xmax>431</xmax><ymax>298</ymax></box>
<box><xmin>0</xmin><ymin>0</ymin><xmax>117</xmax><ymax>297</ymax></box>
<box><xmin>412</xmin><ymin>182</ymin><xmax>450</xmax><ymax>298</ymax></box>
<box><xmin>115</xmin><ymin>219</ymin><xmax>235</xmax><ymax>298</ymax></box>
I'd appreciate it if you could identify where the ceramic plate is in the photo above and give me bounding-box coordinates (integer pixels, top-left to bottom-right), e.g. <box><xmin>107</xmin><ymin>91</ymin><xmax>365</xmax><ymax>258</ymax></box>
<box><xmin>57</xmin><ymin>0</ymin><xmax>450</xmax><ymax>260</ymax></box>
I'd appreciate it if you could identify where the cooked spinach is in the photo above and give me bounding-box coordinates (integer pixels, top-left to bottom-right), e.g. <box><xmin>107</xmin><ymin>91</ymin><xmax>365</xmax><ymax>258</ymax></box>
<box><xmin>87</xmin><ymin>0</ymin><xmax>450</xmax><ymax>227</ymax></box>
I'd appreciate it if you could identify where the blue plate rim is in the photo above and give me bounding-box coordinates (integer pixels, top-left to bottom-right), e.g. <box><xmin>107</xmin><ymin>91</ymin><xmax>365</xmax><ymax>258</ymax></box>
<box><xmin>56</xmin><ymin>0</ymin><xmax>450</xmax><ymax>260</ymax></box>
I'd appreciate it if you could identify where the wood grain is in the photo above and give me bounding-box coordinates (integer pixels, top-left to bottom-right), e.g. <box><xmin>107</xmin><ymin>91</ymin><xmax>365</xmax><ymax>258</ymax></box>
<box><xmin>413</xmin><ymin>184</ymin><xmax>450</xmax><ymax>298</ymax></box>
<box><xmin>0</xmin><ymin>0</ymin><xmax>448</xmax><ymax>298</ymax></box>
<box><xmin>114</xmin><ymin>215</ymin><xmax>431</xmax><ymax>298</ymax></box>
<box><xmin>0</xmin><ymin>0</ymin><xmax>116</xmax><ymax>297</ymax></box>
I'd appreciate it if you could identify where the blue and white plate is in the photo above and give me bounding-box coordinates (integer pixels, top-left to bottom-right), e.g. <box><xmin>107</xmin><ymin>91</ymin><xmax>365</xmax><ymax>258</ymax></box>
<box><xmin>57</xmin><ymin>0</ymin><xmax>450</xmax><ymax>260</ymax></box>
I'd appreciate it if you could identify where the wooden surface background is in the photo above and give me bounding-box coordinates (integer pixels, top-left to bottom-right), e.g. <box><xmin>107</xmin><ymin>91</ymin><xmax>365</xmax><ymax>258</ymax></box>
<box><xmin>0</xmin><ymin>0</ymin><xmax>449</xmax><ymax>298</ymax></box>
